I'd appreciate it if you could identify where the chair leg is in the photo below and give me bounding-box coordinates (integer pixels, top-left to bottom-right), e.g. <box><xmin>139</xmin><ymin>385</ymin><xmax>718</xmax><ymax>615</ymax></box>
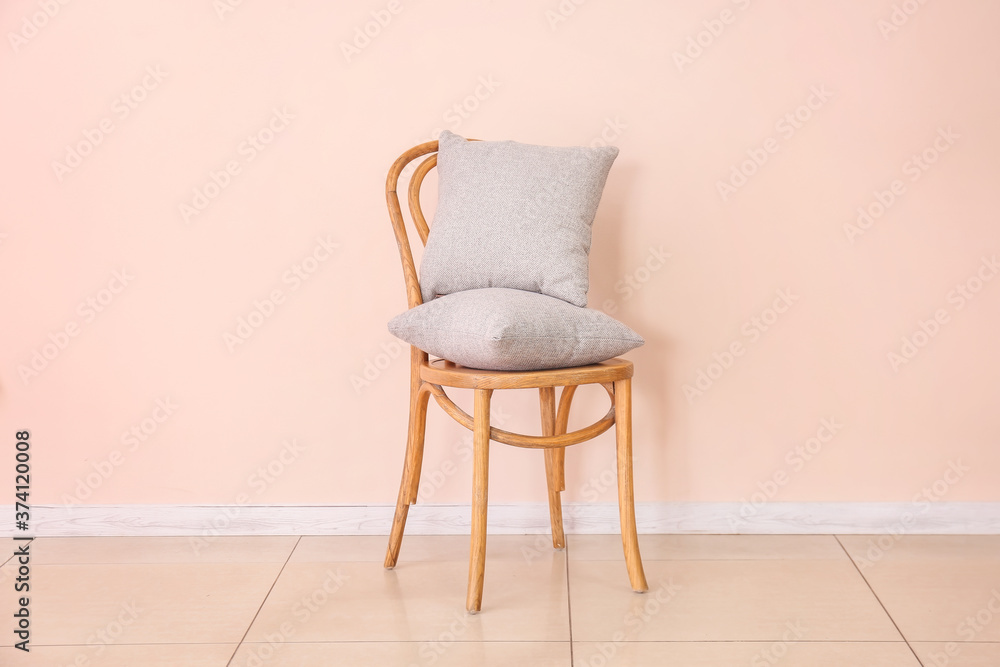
<box><xmin>384</xmin><ymin>383</ymin><xmax>431</xmax><ymax>570</ymax></box>
<box><xmin>539</xmin><ymin>387</ymin><xmax>565</xmax><ymax>549</ymax></box>
<box><xmin>552</xmin><ymin>446</ymin><xmax>565</xmax><ymax>491</ymax></box>
<box><xmin>404</xmin><ymin>387</ymin><xmax>431</xmax><ymax>505</ymax></box>
<box><xmin>614</xmin><ymin>378</ymin><xmax>648</xmax><ymax>592</ymax></box>
<box><xmin>466</xmin><ymin>388</ymin><xmax>493</xmax><ymax>613</ymax></box>
<box><xmin>554</xmin><ymin>386</ymin><xmax>577</xmax><ymax>493</ymax></box>
<box><xmin>543</xmin><ymin>450</ymin><xmax>566</xmax><ymax>549</ymax></box>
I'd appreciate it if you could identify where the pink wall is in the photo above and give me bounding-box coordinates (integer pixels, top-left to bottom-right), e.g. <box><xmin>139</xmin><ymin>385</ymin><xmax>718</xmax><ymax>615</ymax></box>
<box><xmin>2</xmin><ymin>0</ymin><xmax>998</xmax><ymax>508</ymax></box>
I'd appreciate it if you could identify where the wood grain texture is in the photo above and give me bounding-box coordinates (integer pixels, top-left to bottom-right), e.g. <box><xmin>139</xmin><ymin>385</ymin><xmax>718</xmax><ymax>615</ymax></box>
<box><xmin>422</xmin><ymin>357</ymin><xmax>632</xmax><ymax>390</ymax></box>
<box><xmin>427</xmin><ymin>382</ymin><xmax>615</xmax><ymax>449</ymax></box>
<box><xmin>385</xmin><ymin>140</ymin><xmax>438</xmax><ymax>310</ymax></box>
<box><xmin>384</xmin><ymin>352</ymin><xmax>432</xmax><ymax>569</ymax></box>
<box><xmin>407</xmin><ymin>153</ymin><xmax>438</xmax><ymax>245</ymax></box>
<box><xmin>554</xmin><ymin>386</ymin><xmax>578</xmax><ymax>492</ymax></box>
<box><xmin>467</xmin><ymin>388</ymin><xmax>493</xmax><ymax>612</ymax></box>
<box><xmin>614</xmin><ymin>378</ymin><xmax>648</xmax><ymax>593</ymax></box>
<box><xmin>540</xmin><ymin>387</ymin><xmax>565</xmax><ymax>549</ymax></box>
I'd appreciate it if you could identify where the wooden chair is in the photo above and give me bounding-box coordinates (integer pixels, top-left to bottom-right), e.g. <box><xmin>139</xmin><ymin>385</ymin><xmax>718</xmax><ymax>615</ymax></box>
<box><xmin>382</xmin><ymin>139</ymin><xmax>648</xmax><ymax>612</ymax></box>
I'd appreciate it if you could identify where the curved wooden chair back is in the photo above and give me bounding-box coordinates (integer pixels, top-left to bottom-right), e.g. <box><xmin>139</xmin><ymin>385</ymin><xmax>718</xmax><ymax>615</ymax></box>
<box><xmin>385</xmin><ymin>140</ymin><xmax>440</xmax><ymax>309</ymax></box>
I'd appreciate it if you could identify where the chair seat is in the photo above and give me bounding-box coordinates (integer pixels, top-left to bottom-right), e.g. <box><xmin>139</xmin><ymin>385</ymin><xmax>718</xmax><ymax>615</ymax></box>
<box><xmin>421</xmin><ymin>357</ymin><xmax>633</xmax><ymax>390</ymax></box>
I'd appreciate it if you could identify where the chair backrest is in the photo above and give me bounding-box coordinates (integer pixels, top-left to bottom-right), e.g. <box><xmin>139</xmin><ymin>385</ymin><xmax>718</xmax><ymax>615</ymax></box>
<box><xmin>385</xmin><ymin>140</ymin><xmax>440</xmax><ymax>310</ymax></box>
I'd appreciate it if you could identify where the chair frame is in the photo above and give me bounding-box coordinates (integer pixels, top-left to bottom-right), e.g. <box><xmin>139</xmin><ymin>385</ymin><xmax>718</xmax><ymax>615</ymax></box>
<box><xmin>382</xmin><ymin>139</ymin><xmax>648</xmax><ymax>612</ymax></box>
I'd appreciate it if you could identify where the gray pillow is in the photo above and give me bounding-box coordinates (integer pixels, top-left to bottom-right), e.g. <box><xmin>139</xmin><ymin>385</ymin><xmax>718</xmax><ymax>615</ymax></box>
<box><xmin>419</xmin><ymin>130</ymin><xmax>619</xmax><ymax>308</ymax></box>
<box><xmin>388</xmin><ymin>288</ymin><xmax>643</xmax><ymax>371</ymax></box>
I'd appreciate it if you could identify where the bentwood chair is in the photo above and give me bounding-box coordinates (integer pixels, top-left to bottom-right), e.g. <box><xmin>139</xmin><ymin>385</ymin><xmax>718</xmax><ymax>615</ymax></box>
<box><xmin>382</xmin><ymin>138</ymin><xmax>648</xmax><ymax>613</ymax></box>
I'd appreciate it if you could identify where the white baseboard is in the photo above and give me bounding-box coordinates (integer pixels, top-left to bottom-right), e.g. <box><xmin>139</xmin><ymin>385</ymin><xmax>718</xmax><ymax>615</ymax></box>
<box><xmin>3</xmin><ymin>502</ymin><xmax>999</xmax><ymax>537</ymax></box>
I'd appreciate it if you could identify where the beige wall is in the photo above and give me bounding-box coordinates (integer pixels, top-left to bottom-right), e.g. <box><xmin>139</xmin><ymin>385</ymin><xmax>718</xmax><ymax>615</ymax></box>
<box><xmin>2</xmin><ymin>0</ymin><xmax>998</xmax><ymax>509</ymax></box>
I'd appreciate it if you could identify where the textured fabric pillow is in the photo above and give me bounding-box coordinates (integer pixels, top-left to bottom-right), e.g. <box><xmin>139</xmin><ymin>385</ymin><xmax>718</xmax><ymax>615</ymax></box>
<box><xmin>388</xmin><ymin>288</ymin><xmax>643</xmax><ymax>371</ymax></box>
<box><xmin>419</xmin><ymin>130</ymin><xmax>619</xmax><ymax>308</ymax></box>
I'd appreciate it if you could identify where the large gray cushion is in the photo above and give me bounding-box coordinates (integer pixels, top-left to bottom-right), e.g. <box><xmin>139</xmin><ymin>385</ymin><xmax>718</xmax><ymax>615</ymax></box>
<box><xmin>388</xmin><ymin>288</ymin><xmax>643</xmax><ymax>371</ymax></box>
<box><xmin>419</xmin><ymin>130</ymin><xmax>619</xmax><ymax>308</ymax></box>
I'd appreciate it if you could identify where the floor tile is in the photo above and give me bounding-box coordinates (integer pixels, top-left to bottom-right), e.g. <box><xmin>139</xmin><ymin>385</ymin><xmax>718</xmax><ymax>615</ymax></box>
<box><xmin>3</xmin><ymin>533</ymin><xmax>994</xmax><ymax>657</ymax></box>
<box><xmin>854</xmin><ymin>560</ymin><xmax>1000</xmax><ymax>642</ymax></box>
<box><xmin>292</xmin><ymin>534</ymin><xmax>414</xmax><ymax>562</ymax></box>
<box><xmin>292</xmin><ymin>534</ymin><xmax>556</xmax><ymax>563</ymax></box>
<box><xmin>839</xmin><ymin>535</ymin><xmax>1000</xmax><ymax>567</ymax></box>
<box><xmin>2</xmin><ymin>643</ymin><xmax>236</xmax><ymax>666</ymax></box>
<box><xmin>245</xmin><ymin>556</ymin><xmax>569</xmax><ymax>642</ymax></box>
<box><xmin>568</xmin><ymin>534</ymin><xmax>846</xmax><ymax>561</ymax></box>
<box><xmin>29</xmin><ymin>535</ymin><xmax>298</xmax><ymax>563</ymax></box>
<box><xmin>230</xmin><ymin>641</ymin><xmax>570</xmax><ymax>666</ymax></box>
<box><xmin>841</xmin><ymin>535</ymin><xmax>1000</xmax><ymax>643</ymax></box>
<box><xmin>569</xmin><ymin>559</ymin><xmax>901</xmax><ymax>641</ymax></box>
<box><xmin>910</xmin><ymin>642</ymin><xmax>1000</xmax><ymax>666</ymax></box>
<box><xmin>0</xmin><ymin>561</ymin><xmax>283</xmax><ymax>646</ymax></box>
<box><xmin>571</xmin><ymin>641</ymin><xmax>921</xmax><ymax>666</ymax></box>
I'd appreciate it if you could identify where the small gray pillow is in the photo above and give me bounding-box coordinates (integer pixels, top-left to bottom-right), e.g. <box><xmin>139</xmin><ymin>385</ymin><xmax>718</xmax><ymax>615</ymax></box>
<box><xmin>419</xmin><ymin>131</ymin><xmax>619</xmax><ymax>308</ymax></box>
<box><xmin>388</xmin><ymin>288</ymin><xmax>643</xmax><ymax>371</ymax></box>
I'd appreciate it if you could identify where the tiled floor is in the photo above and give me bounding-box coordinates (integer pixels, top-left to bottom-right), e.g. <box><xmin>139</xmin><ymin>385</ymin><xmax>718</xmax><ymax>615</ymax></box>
<box><xmin>2</xmin><ymin>534</ymin><xmax>999</xmax><ymax>666</ymax></box>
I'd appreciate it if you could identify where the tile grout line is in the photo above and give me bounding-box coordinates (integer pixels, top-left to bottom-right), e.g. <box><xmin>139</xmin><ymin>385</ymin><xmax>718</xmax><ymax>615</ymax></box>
<box><xmin>565</xmin><ymin>536</ymin><xmax>574</xmax><ymax>666</ymax></box>
<box><xmin>225</xmin><ymin>535</ymin><xmax>303</xmax><ymax>667</ymax></box>
<box><xmin>834</xmin><ymin>534</ymin><xmax>926</xmax><ymax>667</ymax></box>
